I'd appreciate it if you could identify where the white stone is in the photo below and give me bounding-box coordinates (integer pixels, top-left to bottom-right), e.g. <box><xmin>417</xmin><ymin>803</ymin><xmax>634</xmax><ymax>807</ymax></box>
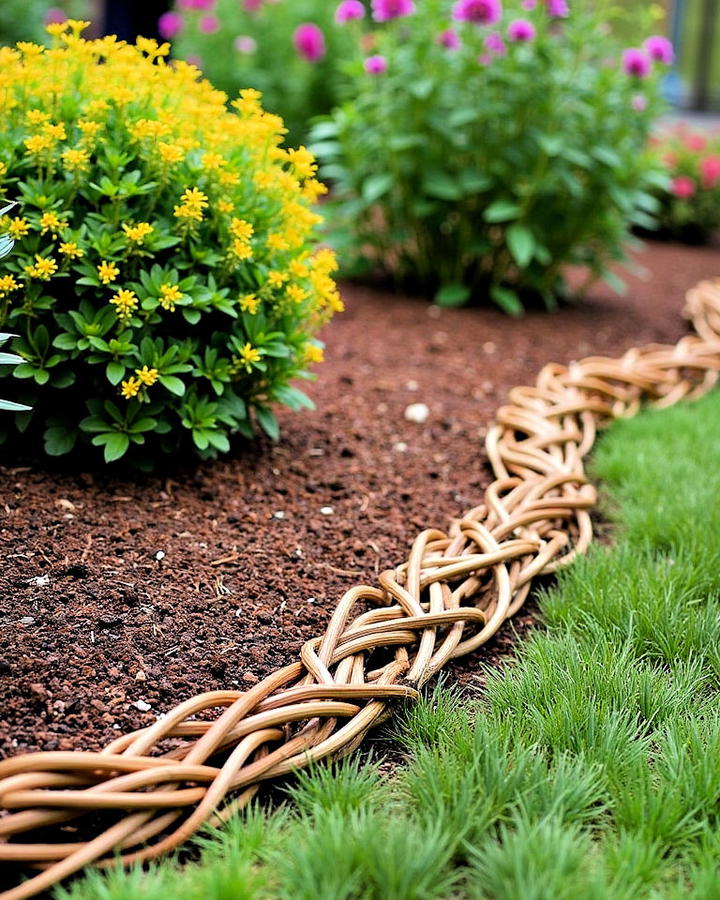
<box><xmin>404</xmin><ymin>403</ymin><xmax>430</xmax><ymax>424</ymax></box>
<box><xmin>320</xmin><ymin>506</ymin><xmax>334</xmax><ymax>516</ymax></box>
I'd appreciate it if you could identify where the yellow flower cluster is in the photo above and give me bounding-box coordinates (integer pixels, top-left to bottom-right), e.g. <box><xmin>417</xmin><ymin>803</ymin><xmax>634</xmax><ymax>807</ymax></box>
<box><xmin>122</xmin><ymin>222</ymin><xmax>154</xmax><ymax>244</ymax></box>
<box><xmin>173</xmin><ymin>187</ymin><xmax>208</xmax><ymax>223</ymax></box>
<box><xmin>110</xmin><ymin>288</ymin><xmax>138</xmax><ymax>321</ymax></box>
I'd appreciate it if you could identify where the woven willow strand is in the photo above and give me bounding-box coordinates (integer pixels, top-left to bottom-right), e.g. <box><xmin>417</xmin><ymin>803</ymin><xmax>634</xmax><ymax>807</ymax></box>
<box><xmin>2</xmin><ymin>279</ymin><xmax>720</xmax><ymax>899</ymax></box>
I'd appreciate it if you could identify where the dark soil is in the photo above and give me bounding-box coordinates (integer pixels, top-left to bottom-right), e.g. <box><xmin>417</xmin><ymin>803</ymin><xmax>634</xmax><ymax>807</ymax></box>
<box><xmin>1</xmin><ymin>239</ymin><xmax>719</xmax><ymax>759</ymax></box>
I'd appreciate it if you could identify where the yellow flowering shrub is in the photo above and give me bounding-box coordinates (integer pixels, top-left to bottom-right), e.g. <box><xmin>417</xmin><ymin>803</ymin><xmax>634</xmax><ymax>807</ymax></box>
<box><xmin>0</xmin><ymin>21</ymin><xmax>339</xmax><ymax>464</ymax></box>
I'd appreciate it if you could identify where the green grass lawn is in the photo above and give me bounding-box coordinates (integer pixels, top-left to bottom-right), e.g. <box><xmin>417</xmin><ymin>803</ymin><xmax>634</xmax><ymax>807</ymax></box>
<box><xmin>55</xmin><ymin>389</ymin><xmax>720</xmax><ymax>900</ymax></box>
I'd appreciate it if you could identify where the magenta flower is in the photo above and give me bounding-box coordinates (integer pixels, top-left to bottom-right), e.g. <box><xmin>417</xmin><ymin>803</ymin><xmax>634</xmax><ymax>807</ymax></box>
<box><xmin>371</xmin><ymin>0</ymin><xmax>416</xmax><ymax>22</ymax></box>
<box><xmin>199</xmin><ymin>14</ymin><xmax>220</xmax><ymax>33</ymax></box>
<box><xmin>484</xmin><ymin>32</ymin><xmax>506</xmax><ymax>55</ymax></box>
<box><xmin>701</xmin><ymin>155</ymin><xmax>720</xmax><ymax>189</ymax></box>
<box><xmin>508</xmin><ymin>18</ymin><xmax>535</xmax><ymax>41</ymax></box>
<box><xmin>622</xmin><ymin>48</ymin><xmax>651</xmax><ymax>79</ymax></box>
<box><xmin>244</xmin><ymin>0</ymin><xmax>264</xmax><ymax>9</ymax></box>
<box><xmin>364</xmin><ymin>54</ymin><xmax>388</xmax><ymax>73</ymax></box>
<box><xmin>453</xmin><ymin>0</ymin><xmax>502</xmax><ymax>25</ymax></box>
<box><xmin>644</xmin><ymin>35</ymin><xmax>674</xmax><ymax>65</ymax></box>
<box><xmin>179</xmin><ymin>0</ymin><xmax>215</xmax><ymax>9</ymax></box>
<box><xmin>671</xmin><ymin>176</ymin><xmax>696</xmax><ymax>199</ymax></box>
<box><xmin>336</xmin><ymin>0</ymin><xmax>366</xmax><ymax>23</ymax></box>
<box><xmin>294</xmin><ymin>23</ymin><xmax>327</xmax><ymax>62</ymax></box>
<box><xmin>437</xmin><ymin>28</ymin><xmax>461</xmax><ymax>49</ymax></box>
<box><xmin>158</xmin><ymin>11</ymin><xmax>184</xmax><ymax>38</ymax></box>
<box><xmin>44</xmin><ymin>7</ymin><xmax>67</xmax><ymax>24</ymax></box>
<box><xmin>234</xmin><ymin>34</ymin><xmax>257</xmax><ymax>53</ymax></box>
<box><xmin>521</xmin><ymin>0</ymin><xmax>537</xmax><ymax>8</ymax></box>
<box><xmin>546</xmin><ymin>0</ymin><xmax>569</xmax><ymax>17</ymax></box>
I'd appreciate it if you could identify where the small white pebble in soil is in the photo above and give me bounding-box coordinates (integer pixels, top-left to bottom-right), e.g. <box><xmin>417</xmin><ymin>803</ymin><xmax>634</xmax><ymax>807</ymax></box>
<box><xmin>308</xmin><ymin>447</ymin><xmax>325</xmax><ymax>456</ymax></box>
<box><xmin>20</xmin><ymin>616</ymin><xmax>35</xmax><ymax>625</ymax></box>
<box><xmin>483</xmin><ymin>341</ymin><xmax>496</xmax><ymax>354</ymax></box>
<box><xmin>404</xmin><ymin>402</ymin><xmax>430</xmax><ymax>424</ymax></box>
<box><xmin>394</xmin><ymin>441</ymin><xmax>408</xmax><ymax>453</ymax></box>
<box><xmin>294</xmin><ymin>547</ymin><xmax>303</xmax><ymax>557</ymax></box>
<box><xmin>134</xmin><ymin>699</ymin><xmax>152</xmax><ymax>712</ymax></box>
<box><xmin>135</xmin><ymin>670</ymin><xmax>146</xmax><ymax>682</ymax></box>
<box><xmin>28</xmin><ymin>574</ymin><xmax>50</xmax><ymax>587</ymax></box>
<box><xmin>272</xmin><ymin>510</ymin><xmax>286</xmax><ymax>520</ymax></box>
<box><xmin>405</xmin><ymin>379</ymin><xmax>419</xmax><ymax>392</ymax></box>
<box><xmin>154</xmin><ymin>550</ymin><xmax>165</xmax><ymax>561</ymax></box>
<box><xmin>307</xmin><ymin>597</ymin><xmax>316</xmax><ymax>604</ymax></box>
<box><xmin>320</xmin><ymin>506</ymin><xmax>334</xmax><ymax>516</ymax></box>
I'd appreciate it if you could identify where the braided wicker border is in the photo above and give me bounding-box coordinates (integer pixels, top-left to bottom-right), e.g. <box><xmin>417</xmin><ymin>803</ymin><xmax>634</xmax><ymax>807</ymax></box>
<box><xmin>2</xmin><ymin>279</ymin><xmax>720</xmax><ymax>899</ymax></box>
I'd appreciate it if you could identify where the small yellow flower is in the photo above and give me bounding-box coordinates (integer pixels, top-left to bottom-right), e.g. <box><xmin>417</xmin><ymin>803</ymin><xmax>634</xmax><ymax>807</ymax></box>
<box><xmin>229</xmin><ymin>218</ymin><xmax>254</xmax><ymax>241</ymax></box>
<box><xmin>286</xmin><ymin>284</ymin><xmax>308</xmax><ymax>304</ymax></box>
<box><xmin>77</xmin><ymin>119</ymin><xmax>102</xmax><ymax>139</ymax></box>
<box><xmin>217</xmin><ymin>199</ymin><xmax>234</xmax><ymax>215</ymax></box>
<box><xmin>122</xmin><ymin>222</ymin><xmax>154</xmax><ymax>244</ymax></box>
<box><xmin>305</xmin><ymin>344</ymin><xmax>324</xmax><ymax>364</ymax></box>
<box><xmin>61</xmin><ymin>147</ymin><xmax>90</xmax><ymax>172</ymax></box>
<box><xmin>59</xmin><ymin>241</ymin><xmax>84</xmax><ymax>259</ymax></box>
<box><xmin>238</xmin><ymin>342</ymin><xmax>261</xmax><ymax>370</ymax></box>
<box><xmin>110</xmin><ymin>288</ymin><xmax>138</xmax><ymax>320</ymax></box>
<box><xmin>0</xmin><ymin>274</ymin><xmax>20</xmax><ymax>293</ymax></box>
<box><xmin>45</xmin><ymin>22</ymin><xmax>67</xmax><ymax>37</ymax></box>
<box><xmin>24</xmin><ymin>134</ymin><xmax>52</xmax><ymax>155</ymax></box>
<box><xmin>179</xmin><ymin>187</ymin><xmax>208</xmax><ymax>211</ymax></box>
<box><xmin>239</xmin><ymin>294</ymin><xmax>260</xmax><ymax>314</ymax></box>
<box><xmin>24</xmin><ymin>254</ymin><xmax>58</xmax><ymax>280</ymax></box>
<box><xmin>201</xmin><ymin>151</ymin><xmax>225</xmax><ymax>172</ymax></box>
<box><xmin>159</xmin><ymin>282</ymin><xmax>182</xmax><ymax>311</ymax></box>
<box><xmin>135</xmin><ymin>365</ymin><xmax>159</xmax><ymax>386</ymax></box>
<box><xmin>230</xmin><ymin>238</ymin><xmax>253</xmax><ymax>260</ymax></box>
<box><xmin>267</xmin><ymin>270</ymin><xmax>288</xmax><ymax>290</ymax></box>
<box><xmin>40</xmin><ymin>211</ymin><xmax>68</xmax><ymax>235</ymax></box>
<box><xmin>286</xmin><ymin>146</ymin><xmax>317</xmax><ymax>179</ymax></box>
<box><xmin>26</xmin><ymin>109</ymin><xmax>50</xmax><ymax>126</ymax></box>
<box><xmin>42</xmin><ymin>121</ymin><xmax>66</xmax><ymax>141</ymax></box>
<box><xmin>158</xmin><ymin>142</ymin><xmax>184</xmax><ymax>164</ymax></box>
<box><xmin>8</xmin><ymin>217</ymin><xmax>29</xmax><ymax>238</ymax></box>
<box><xmin>267</xmin><ymin>233</ymin><xmax>289</xmax><ymax>252</ymax></box>
<box><xmin>120</xmin><ymin>376</ymin><xmax>141</xmax><ymax>399</ymax></box>
<box><xmin>97</xmin><ymin>260</ymin><xmax>119</xmax><ymax>285</ymax></box>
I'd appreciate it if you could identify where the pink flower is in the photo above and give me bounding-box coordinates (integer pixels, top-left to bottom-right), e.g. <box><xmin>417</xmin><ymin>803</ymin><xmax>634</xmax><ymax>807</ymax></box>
<box><xmin>294</xmin><ymin>23</ymin><xmax>326</xmax><ymax>62</ymax></box>
<box><xmin>336</xmin><ymin>0</ymin><xmax>366</xmax><ymax>23</ymax></box>
<box><xmin>478</xmin><ymin>53</ymin><xmax>493</xmax><ymax>66</ymax></box>
<box><xmin>685</xmin><ymin>134</ymin><xmax>707</xmax><ymax>152</ymax></box>
<box><xmin>508</xmin><ymin>18</ymin><xmax>535</xmax><ymax>41</ymax></box>
<box><xmin>199</xmin><ymin>14</ymin><xmax>220</xmax><ymax>33</ymax></box>
<box><xmin>371</xmin><ymin>0</ymin><xmax>416</xmax><ymax>22</ymax></box>
<box><xmin>700</xmin><ymin>155</ymin><xmax>720</xmax><ymax>189</ymax></box>
<box><xmin>44</xmin><ymin>7</ymin><xmax>67</xmax><ymax>24</ymax></box>
<box><xmin>521</xmin><ymin>0</ymin><xmax>537</xmax><ymax>8</ymax></box>
<box><xmin>364</xmin><ymin>54</ymin><xmax>388</xmax><ymax>73</ymax></box>
<box><xmin>622</xmin><ymin>48</ymin><xmax>651</xmax><ymax>79</ymax></box>
<box><xmin>158</xmin><ymin>11</ymin><xmax>184</xmax><ymax>39</ymax></box>
<box><xmin>234</xmin><ymin>34</ymin><xmax>257</xmax><ymax>53</ymax></box>
<box><xmin>437</xmin><ymin>28</ymin><xmax>461</xmax><ymax>49</ymax></box>
<box><xmin>453</xmin><ymin>0</ymin><xmax>502</xmax><ymax>26</ymax></box>
<box><xmin>631</xmin><ymin>93</ymin><xmax>647</xmax><ymax>112</ymax></box>
<box><xmin>484</xmin><ymin>32</ymin><xmax>506</xmax><ymax>55</ymax></box>
<box><xmin>546</xmin><ymin>0</ymin><xmax>568</xmax><ymax>17</ymax></box>
<box><xmin>671</xmin><ymin>176</ymin><xmax>696</xmax><ymax>199</ymax></box>
<box><xmin>179</xmin><ymin>0</ymin><xmax>215</xmax><ymax>8</ymax></box>
<box><xmin>644</xmin><ymin>35</ymin><xmax>674</xmax><ymax>65</ymax></box>
<box><xmin>244</xmin><ymin>0</ymin><xmax>263</xmax><ymax>9</ymax></box>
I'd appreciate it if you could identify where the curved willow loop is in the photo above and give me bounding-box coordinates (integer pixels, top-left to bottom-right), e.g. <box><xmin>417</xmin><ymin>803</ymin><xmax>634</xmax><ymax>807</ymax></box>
<box><xmin>2</xmin><ymin>279</ymin><xmax>720</xmax><ymax>899</ymax></box>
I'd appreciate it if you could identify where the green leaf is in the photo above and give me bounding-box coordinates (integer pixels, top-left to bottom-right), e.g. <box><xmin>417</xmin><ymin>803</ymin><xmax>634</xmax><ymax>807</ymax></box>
<box><xmin>435</xmin><ymin>283</ymin><xmax>471</xmax><ymax>308</ymax></box>
<box><xmin>484</xmin><ymin>200</ymin><xmax>520</xmax><ymax>223</ymax></box>
<box><xmin>182</xmin><ymin>309</ymin><xmax>202</xmax><ymax>325</ymax></box>
<box><xmin>422</xmin><ymin>172</ymin><xmax>461</xmax><ymax>202</ymax></box>
<box><xmin>44</xmin><ymin>426</ymin><xmax>76</xmax><ymax>456</ymax></box>
<box><xmin>159</xmin><ymin>375</ymin><xmax>186</xmax><ymax>396</ymax></box>
<box><xmin>506</xmin><ymin>224</ymin><xmax>535</xmax><ymax>268</ymax></box>
<box><xmin>106</xmin><ymin>360</ymin><xmax>125</xmax><ymax>385</ymax></box>
<box><xmin>103</xmin><ymin>432</ymin><xmax>130</xmax><ymax>463</ymax></box>
<box><xmin>490</xmin><ymin>285</ymin><xmax>524</xmax><ymax>317</ymax></box>
<box><xmin>362</xmin><ymin>173</ymin><xmax>393</xmax><ymax>204</ymax></box>
<box><xmin>255</xmin><ymin>406</ymin><xmax>279</xmax><ymax>441</ymax></box>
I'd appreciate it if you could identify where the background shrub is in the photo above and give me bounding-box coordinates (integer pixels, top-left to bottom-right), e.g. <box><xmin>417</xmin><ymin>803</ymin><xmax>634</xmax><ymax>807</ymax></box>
<box><xmin>649</xmin><ymin>125</ymin><xmax>720</xmax><ymax>243</ymax></box>
<box><xmin>313</xmin><ymin>0</ymin><xmax>670</xmax><ymax>313</ymax></box>
<box><xmin>164</xmin><ymin>0</ymin><xmax>363</xmax><ymax>147</ymax></box>
<box><xmin>0</xmin><ymin>21</ymin><xmax>340</xmax><ymax>466</ymax></box>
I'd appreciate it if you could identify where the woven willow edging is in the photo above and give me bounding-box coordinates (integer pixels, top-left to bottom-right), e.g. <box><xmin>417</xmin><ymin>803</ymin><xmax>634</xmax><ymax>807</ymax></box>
<box><xmin>2</xmin><ymin>279</ymin><xmax>720</xmax><ymax>899</ymax></box>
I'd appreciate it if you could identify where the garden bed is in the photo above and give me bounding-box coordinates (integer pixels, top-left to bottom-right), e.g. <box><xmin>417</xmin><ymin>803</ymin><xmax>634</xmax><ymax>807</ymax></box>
<box><xmin>1</xmin><ymin>237</ymin><xmax>718</xmax><ymax>759</ymax></box>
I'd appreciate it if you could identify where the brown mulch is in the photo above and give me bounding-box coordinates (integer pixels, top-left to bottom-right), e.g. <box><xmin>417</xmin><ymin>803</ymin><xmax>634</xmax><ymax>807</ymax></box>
<box><xmin>1</xmin><ymin>239</ymin><xmax>718</xmax><ymax>759</ymax></box>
